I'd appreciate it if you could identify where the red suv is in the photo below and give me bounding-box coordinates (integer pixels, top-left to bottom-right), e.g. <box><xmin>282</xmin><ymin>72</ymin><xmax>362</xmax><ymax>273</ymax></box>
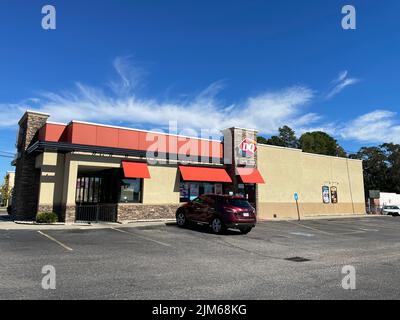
<box><xmin>176</xmin><ymin>194</ymin><xmax>257</xmax><ymax>234</ymax></box>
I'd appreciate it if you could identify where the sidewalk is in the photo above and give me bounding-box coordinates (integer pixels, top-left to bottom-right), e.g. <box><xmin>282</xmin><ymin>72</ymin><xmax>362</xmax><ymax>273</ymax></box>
<box><xmin>0</xmin><ymin>211</ymin><xmax>387</xmax><ymax>230</ymax></box>
<box><xmin>0</xmin><ymin>213</ymin><xmax>175</xmax><ymax>231</ymax></box>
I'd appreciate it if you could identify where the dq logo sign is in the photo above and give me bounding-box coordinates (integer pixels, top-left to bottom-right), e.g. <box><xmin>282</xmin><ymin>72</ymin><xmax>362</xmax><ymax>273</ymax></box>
<box><xmin>239</xmin><ymin>138</ymin><xmax>257</xmax><ymax>158</ymax></box>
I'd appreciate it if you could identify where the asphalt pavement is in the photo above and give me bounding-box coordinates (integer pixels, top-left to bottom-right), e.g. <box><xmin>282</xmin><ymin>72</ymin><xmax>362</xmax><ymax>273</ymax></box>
<box><xmin>0</xmin><ymin>216</ymin><xmax>399</xmax><ymax>300</ymax></box>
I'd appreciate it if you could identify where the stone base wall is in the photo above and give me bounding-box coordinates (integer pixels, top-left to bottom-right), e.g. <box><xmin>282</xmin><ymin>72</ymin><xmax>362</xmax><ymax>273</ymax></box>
<box><xmin>50</xmin><ymin>203</ymin><xmax>178</xmax><ymax>224</ymax></box>
<box><xmin>63</xmin><ymin>205</ymin><xmax>76</xmax><ymax>224</ymax></box>
<box><xmin>258</xmin><ymin>202</ymin><xmax>366</xmax><ymax>220</ymax></box>
<box><xmin>117</xmin><ymin>204</ymin><xmax>180</xmax><ymax>222</ymax></box>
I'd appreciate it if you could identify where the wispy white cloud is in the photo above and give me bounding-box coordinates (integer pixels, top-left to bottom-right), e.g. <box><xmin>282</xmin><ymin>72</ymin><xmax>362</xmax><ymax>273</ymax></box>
<box><xmin>335</xmin><ymin>70</ymin><xmax>348</xmax><ymax>83</ymax></box>
<box><xmin>0</xmin><ymin>57</ymin><xmax>317</xmax><ymax>136</ymax></box>
<box><xmin>109</xmin><ymin>55</ymin><xmax>147</xmax><ymax>95</ymax></box>
<box><xmin>339</xmin><ymin>110</ymin><xmax>400</xmax><ymax>144</ymax></box>
<box><xmin>0</xmin><ymin>104</ymin><xmax>26</xmax><ymax>127</ymax></box>
<box><xmin>326</xmin><ymin>70</ymin><xmax>360</xmax><ymax>99</ymax></box>
<box><xmin>2</xmin><ymin>58</ymin><xmax>398</xmax><ymax>146</ymax></box>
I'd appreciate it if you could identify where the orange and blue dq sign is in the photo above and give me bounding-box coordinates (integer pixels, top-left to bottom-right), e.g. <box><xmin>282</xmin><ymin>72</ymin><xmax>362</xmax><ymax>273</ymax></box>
<box><xmin>239</xmin><ymin>138</ymin><xmax>257</xmax><ymax>158</ymax></box>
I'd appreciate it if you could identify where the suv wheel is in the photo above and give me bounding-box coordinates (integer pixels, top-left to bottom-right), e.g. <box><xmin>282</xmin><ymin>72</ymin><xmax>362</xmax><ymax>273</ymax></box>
<box><xmin>211</xmin><ymin>217</ymin><xmax>225</xmax><ymax>234</ymax></box>
<box><xmin>176</xmin><ymin>211</ymin><xmax>187</xmax><ymax>227</ymax></box>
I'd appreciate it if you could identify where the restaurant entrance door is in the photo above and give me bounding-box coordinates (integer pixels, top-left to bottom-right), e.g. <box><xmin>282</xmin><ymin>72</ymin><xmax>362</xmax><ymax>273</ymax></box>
<box><xmin>238</xmin><ymin>183</ymin><xmax>256</xmax><ymax>208</ymax></box>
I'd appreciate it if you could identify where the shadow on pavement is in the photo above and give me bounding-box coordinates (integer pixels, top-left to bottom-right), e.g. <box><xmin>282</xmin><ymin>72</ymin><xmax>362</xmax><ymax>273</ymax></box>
<box><xmin>0</xmin><ymin>212</ymin><xmax>12</xmax><ymax>222</ymax></box>
<box><xmin>167</xmin><ymin>222</ymin><xmax>243</xmax><ymax>236</ymax></box>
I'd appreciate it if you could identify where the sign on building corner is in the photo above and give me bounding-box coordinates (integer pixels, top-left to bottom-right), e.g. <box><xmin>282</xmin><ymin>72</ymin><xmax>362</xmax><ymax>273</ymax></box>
<box><xmin>239</xmin><ymin>138</ymin><xmax>257</xmax><ymax>158</ymax></box>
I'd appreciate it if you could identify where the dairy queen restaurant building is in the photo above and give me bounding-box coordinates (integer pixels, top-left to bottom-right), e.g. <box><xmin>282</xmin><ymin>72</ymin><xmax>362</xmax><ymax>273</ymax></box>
<box><xmin>10</xmin><ymin>111</ymin><xmax>366</xmax><ymax>223</ymax></box>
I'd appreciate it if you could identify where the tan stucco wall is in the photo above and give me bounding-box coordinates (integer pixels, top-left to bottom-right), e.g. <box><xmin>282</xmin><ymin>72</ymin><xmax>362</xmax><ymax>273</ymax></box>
<box><xmin>36</xmin><ymin>152</ymin><xmax>181</xmax><ymax>207</ymax></box>
<box><xmin>2</xmin><ymin>172</ymin><xmax>15</xmax><ymax>207</ymax></box>
<box><xmin>143</xmin><ymin>165</ymin><xmax>180</xmax><ymax>204</ymax></box>
<box><xmin>257</xmin><ymin>145</ymin><xmax>365</xmax><ymax>220</ymax></box>
<box><xmin>36</xmin><ymin>152</ymin><xmax>65</xmax><ymax>206</ymax></box>
<box><xmin>34</xmin><ymin>148</ymin><xmax>366</xmax><ymax>220</ymax></box>
<box><xmin>7</xmin><ymin>172</ymin><xmax>15</xmax><ymax>190</ymax></box>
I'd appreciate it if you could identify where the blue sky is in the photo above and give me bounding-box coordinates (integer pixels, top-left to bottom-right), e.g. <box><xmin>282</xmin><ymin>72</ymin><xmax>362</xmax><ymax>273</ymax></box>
<box><xmin>1</xmin><ymin>0</ymin><xmax>400</xmax><ymax>175</ymax></box>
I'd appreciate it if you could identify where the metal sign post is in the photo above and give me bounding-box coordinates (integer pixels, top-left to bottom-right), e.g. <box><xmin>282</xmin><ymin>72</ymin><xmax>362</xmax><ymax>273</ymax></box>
<box><xmin>294</xmin><ymin>193</ymin><xmax>300</xmax><ymax>221</ymax></box>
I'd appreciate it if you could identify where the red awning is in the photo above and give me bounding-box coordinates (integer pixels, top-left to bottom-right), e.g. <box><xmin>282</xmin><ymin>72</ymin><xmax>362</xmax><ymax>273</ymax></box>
<box><xmin>122</xmin><ymin>161</ymin><xmax>151</xmax><ymax>179</ymax></box>
<box><xmin>236</xmin><ymin>168</ymin><xmax>265</xmax><ymax>184</ymax></box>
<box><xmin>179</xmin><ymin>166</ymin><xmax>232</xmax><ymax>183</ymax></box>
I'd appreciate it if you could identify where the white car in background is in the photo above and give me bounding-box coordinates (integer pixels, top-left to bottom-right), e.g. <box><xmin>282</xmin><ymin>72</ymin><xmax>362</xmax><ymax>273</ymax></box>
<box><xmin>382</xmin><ymin>206</ymin><xmax>400</xmax><ymax>216</ymax></box>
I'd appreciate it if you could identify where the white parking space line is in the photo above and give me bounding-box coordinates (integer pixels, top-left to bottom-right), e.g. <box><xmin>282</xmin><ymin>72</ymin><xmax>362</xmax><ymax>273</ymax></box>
<box><xmin>303</xmin><ymin>220</ymin><xmax>373</xmax><ymax>234</ymax></box>
<box><xmin>284</xmin><ymin>220</ymin><xmax>333</xmax><ymax>235</ymax></box>
<box><xmin>326</xmin><ymin>219</ymin><xmax>396</xmax><ymax>232</ymax></box>
<box><xmin>337</xmin><ymin>231</ymin><xmax>366</xmax><ymax>235</ymax></box>
<box><xmin>255</xmin><ymin>222</ymin><xmax>304</xmax><ymax>234</ymax></box>
<box><xmin>290</xmin><ymin>232</ymin><xmax>315</xmax><ymax>237</ymax></box>
<box><xmin>37</xmin><ymin>231</ymin><xmax>73</xmax><ymax>252</ymax></box>
<box><xmin>110</xmin><ymin>227</ymin><xmax>171</xmax><ymax>248</ymax></box>
<box><xmin>356</xmin><ymin>221</ymin><xmax>400</xmax><ymax>230</ymax></box>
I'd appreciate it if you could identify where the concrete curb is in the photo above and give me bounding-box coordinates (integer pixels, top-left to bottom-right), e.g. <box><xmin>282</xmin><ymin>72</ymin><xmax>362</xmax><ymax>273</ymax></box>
<box><xmin>0</xmin><ymin>219</ymin><xmax>176</xmax><ymax>230</ymax></box>
<box><xmin>121</xmin><ymin>219</ymin><xmax>176</xmax><ymax>224</ymax></box>
<box><xmin>14</xmin><ymin>221</ymin><xmax>66</xmax><ymax>226</ymax></box>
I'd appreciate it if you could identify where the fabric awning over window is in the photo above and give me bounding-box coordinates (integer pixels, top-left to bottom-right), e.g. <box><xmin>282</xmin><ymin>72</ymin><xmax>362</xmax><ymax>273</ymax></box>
<box><xmin>122</xmin><ymin>161</ymin><xmax>151</xmax><ymax>179</ymax></box>
<box><xmin>179</xmin><ymin>166</ymin><xmax>232</xmax><ymax>183</ymax></box>
<box><xmin>236</xmin><ymin>167</ymin><xmax>265</xmax><ymax>184</ymax></box>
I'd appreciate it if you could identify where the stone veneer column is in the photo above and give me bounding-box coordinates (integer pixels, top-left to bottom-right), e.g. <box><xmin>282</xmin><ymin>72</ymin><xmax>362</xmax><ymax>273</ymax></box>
<box><xmin>11</xmin><ymin>111</ymin><xmax>49</xmax><ymax>220</ymax></box>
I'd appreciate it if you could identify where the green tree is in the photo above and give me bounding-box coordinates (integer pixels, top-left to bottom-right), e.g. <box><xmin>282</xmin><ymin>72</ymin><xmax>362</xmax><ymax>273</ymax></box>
<box><xmin>276</xmin><ymin>125</ymin><xmax>299</xmax><ymax>148</ymax></box>
<box><xmin>266</xmin><ymin>135</ymin><xmax>286</xmax><ymax>147</ymax></box>
<box><xmin>0</xmin><ymin>175</ymin><xmax>11</xmax><ymax>207</ymax></box>
<box><xmin>261</xmin><ymin>125</ymin><xmax>299</xmax><ymax>148</ymax></box>
<box><xmin>257</xmin><ymin>136</ymin><xmax>268</xmax><ymax>144</ymax></box>
<box><xmin>381</xmin><ymin>143</ymin><xmax>400</xmax><ymax>194</ymax></box>
<box><xmin>350</xmin><ymin>146</ymin><xmax>391</xmax><ymax>195</ymax></box>
<box><xmin>299</xmin><ymin>131</ymin><xmax>347</xmax><ymax>157</ymax></box>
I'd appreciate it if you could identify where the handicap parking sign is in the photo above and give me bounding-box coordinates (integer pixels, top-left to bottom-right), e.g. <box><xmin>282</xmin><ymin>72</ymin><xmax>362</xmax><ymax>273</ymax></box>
<box><xmin>294</xmin><ymin>193</ymin><xmax>299</xmax><ymax>201</ymax></box>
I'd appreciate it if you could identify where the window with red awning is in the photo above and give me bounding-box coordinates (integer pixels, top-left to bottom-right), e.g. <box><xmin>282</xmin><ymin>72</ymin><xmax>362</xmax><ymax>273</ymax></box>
<box><xmin>122</xmin><ymin>161</ymin><xmax>151</xmax><ymax>179</ymax></box>
<box><xmin>236</xmin><ymin>167</ymin><xmax>265</xmax><ymax>184</ymax></box>
<box><xmin>179</xmin><ymin>166</ymin><xmax>232</xmax><ymax>183</ymax></box>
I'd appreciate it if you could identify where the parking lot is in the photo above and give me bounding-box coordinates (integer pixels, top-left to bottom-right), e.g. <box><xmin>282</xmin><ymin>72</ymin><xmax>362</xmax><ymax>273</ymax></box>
<box><xmin>1</xmin><ymin>216</ymin><xmax>400</xmax><ymax>300</ymax></box>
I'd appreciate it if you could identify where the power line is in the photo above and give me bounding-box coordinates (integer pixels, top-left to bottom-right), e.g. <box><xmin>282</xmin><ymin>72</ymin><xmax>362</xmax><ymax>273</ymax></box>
<box><xmin>0</xmin><ymin>154</ymin><xmax>14</xmax><ymax>159</ymax></box>
<box><xmin>0</xmin><ymin>150</ymin><xmax>15</xmax><ymax>155</ymax></box>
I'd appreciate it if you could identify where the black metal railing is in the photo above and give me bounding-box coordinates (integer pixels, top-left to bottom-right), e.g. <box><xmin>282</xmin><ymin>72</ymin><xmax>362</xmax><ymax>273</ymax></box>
<box><xmin>75</xmin><ymin>204</ymin><xmax>117</xmax><ymax>223</ymax></box>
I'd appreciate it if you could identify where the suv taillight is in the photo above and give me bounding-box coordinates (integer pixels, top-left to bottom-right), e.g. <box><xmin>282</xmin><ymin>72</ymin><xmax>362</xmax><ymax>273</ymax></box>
<box><xmin>224</xmin><ymin>208</ymin><xmax>236</xmax><ymax>214</ymax></box>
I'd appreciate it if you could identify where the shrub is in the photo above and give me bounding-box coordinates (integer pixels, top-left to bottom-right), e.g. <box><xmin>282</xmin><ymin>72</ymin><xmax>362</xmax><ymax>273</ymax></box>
<box><xmin>36</xmin><ymin>212</ymin><xmax>58</xmax><ymax>224</ymax></box>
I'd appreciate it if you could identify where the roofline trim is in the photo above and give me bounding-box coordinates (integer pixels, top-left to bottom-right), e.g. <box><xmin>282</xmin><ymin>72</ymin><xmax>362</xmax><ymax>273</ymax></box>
<box><xmin>69</xmin><ymin>120</ymin><xmax>223</xmax><ymax>143</ymax></box>
<box><xmin>46</xmin><ymin>121</ymin><xmax>68</xmax><ymax>126</ymax></box>
<box><xmin>258</xmin><ymin>143</ymin><xmax>363</xmax><ymax>162</ymax></box>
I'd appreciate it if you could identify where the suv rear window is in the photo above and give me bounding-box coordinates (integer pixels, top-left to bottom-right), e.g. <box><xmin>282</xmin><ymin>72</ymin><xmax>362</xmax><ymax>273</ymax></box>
<box><xmin>226</xmin><ymin>199</ymin><xmax>252</xmax><ymax>208</ymax></box>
